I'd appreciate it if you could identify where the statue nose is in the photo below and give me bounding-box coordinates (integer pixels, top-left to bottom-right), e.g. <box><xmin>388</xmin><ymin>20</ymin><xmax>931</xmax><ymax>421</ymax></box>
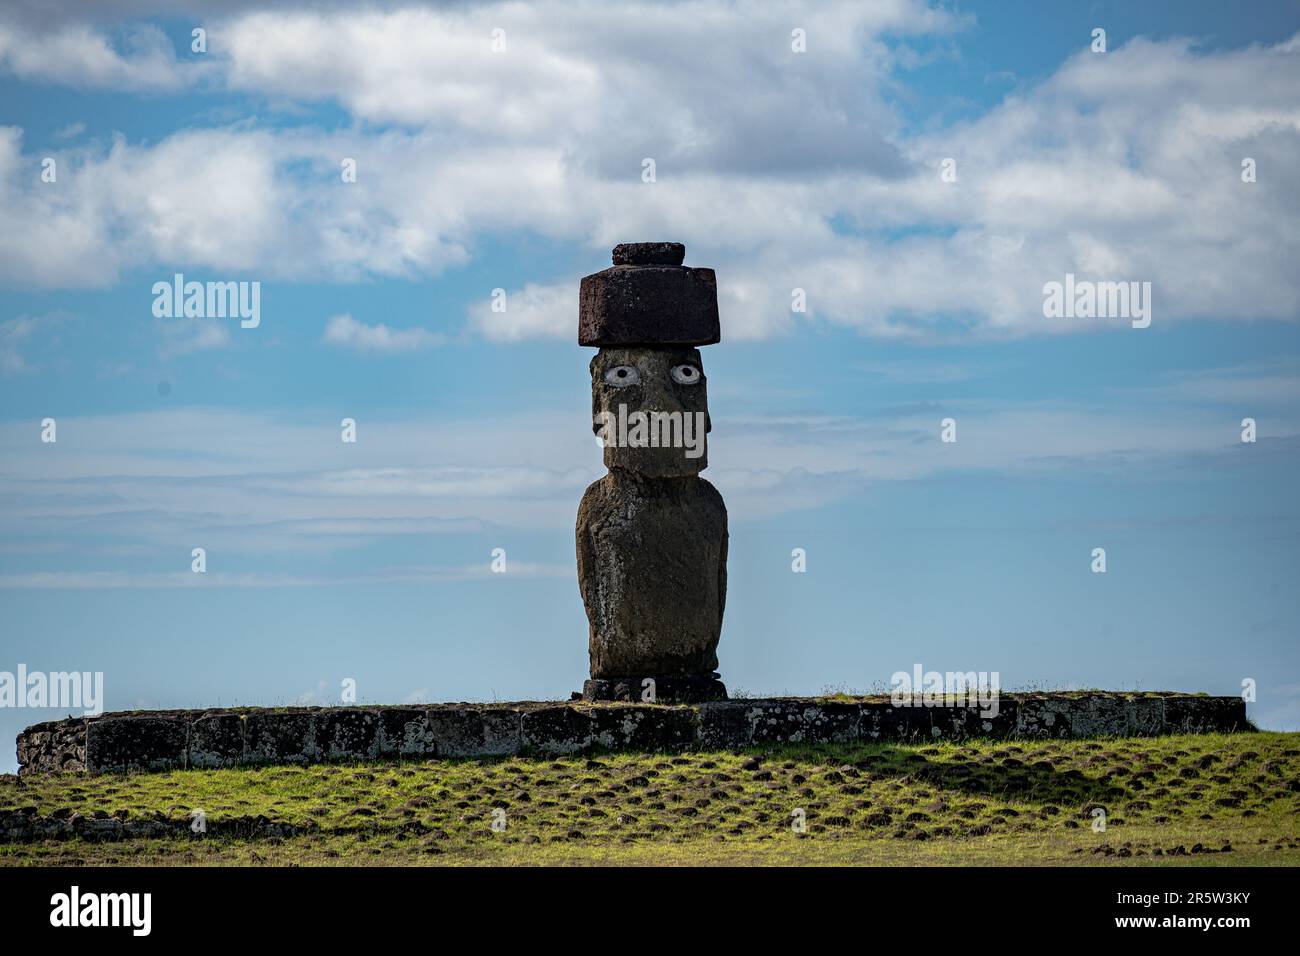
<box><xmin>641</xmin><ymin>379</ymin><xmax>686</xmax><ymax>412</ymax></box>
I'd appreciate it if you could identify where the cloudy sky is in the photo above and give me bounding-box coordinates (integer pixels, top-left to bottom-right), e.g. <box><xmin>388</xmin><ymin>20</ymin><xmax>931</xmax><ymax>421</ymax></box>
<box><xmin>2</xmin><ymin>0</ymin><xmax>1298</xmax><ymax>770</ymax></box>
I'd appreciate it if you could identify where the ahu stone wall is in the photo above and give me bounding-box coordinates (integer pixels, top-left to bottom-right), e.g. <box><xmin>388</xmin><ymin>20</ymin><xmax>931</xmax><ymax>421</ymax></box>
<box><xmin>15</xmin><ymin>692</ymin><xmax>1248</xmax><ymax>776</ymax></box>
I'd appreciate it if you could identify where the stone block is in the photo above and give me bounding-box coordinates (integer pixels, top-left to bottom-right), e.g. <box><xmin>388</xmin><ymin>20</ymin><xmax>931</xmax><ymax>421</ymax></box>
<box><xmin>522</xmin><ymin>705</ymin><xmax>593</xmax><ymax>754</ymax></box>
<box><xmin>697</xmin><ymin>700</ymin><xmax>751</xmax><ymax>749</ymax></box>
<box><xmin>589</xmin><ymin>705</ymin><xmax>698</xmax><ymax>751</ymax></box>
<box><xmin>86</xmin><ymin>716</ymin><xmax>187</xmax><ymax>773</ymax></box>
<box><xmin>189</xmin><ymin>712</ymin><xmax>245</xmax><ymax>768</ymax></box>
<box><xmin>860</xmin><ymin>701</ymin><xmax>932</xmax><ymax>742</ymax></box>
<box><xmin>1164</xmin><ymin>695</ymin><xmax>1246</xmax><ymax>734</ymax></box>
<box><xmin>316</xmin><ymin>709</ymin><xmax>379</xmax><ymax>760</ymax></box>
<box><xmin>579</xmin><ymin>265</ymin><xmax>719</xmax><ymax>346</ymax></box>
<box><xmin>1015</xmin><ymin>697</ymin><xmax>1071</xmax><ymax>738</ymax></box>
<box><xmin>612</xmin><ymin>242</ymin><xmax>684</xmax><ymax>266</ymax></box>
<box><xmin>427</xmin><ymin>706</ymin><xmax>522</xmax><ymax>758</ymax></box>
<box><xmin>377</xmin><ymin>708</ymin><xmax>435</xmax><ymax>756</ymax></box>
<box><xmin>244</xmin><ymin>711</ymin><xmax>318</xmax><ymax>764</ymax></box>
<box><xmin>739</xmin><ymin>700</ymin><xmax>859</xmax><ymax>745</ymax></box>
<box><xmin>583</xmin><ymin>675</ymin><xmax>726</xmax><ymax>704</ymax></box>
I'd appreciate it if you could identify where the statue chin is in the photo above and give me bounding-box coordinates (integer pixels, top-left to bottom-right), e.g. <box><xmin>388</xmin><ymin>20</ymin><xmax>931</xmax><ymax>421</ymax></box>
<box><xmin>603</xmin><ymin>445</ymin><xmax>707</xmax><ymax>477</ymax></box>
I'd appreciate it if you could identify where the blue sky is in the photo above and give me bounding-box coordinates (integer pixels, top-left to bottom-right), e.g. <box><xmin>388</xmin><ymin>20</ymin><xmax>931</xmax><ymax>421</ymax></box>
<box><xmin>1</xmin><ymin>1</ymin><xmax>1298</xmax><ymax>771</ymax></box>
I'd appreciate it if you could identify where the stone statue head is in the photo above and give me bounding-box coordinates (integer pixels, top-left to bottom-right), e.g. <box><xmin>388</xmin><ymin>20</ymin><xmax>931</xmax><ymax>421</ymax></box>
<box><xmin>591</xmin><ymin>345</ymin><xmax>710</xmax><ymax>476</ymax></box>
<box><xmin>579</xmin><ymin>242</ymin><xmax>720</xmax><ymax>478</ymax></box>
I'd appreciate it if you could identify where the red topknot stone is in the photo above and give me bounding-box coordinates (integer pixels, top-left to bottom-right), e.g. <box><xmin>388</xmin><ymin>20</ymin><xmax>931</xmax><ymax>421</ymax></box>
<box><xmin>579</xmin><ymin>243</ymin><xmax>720</xmax><ymax>347</ymax></box>
<box><xmin>611</xmin><ymin>242</ymin><xmax>686</xmax><ymax>266</ymax></box>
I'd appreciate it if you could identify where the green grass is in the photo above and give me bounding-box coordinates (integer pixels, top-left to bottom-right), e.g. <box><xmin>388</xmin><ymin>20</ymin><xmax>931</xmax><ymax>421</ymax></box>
<box><xmin>2</xmin><ymin>731</ymin><xmax>1297</xmax><ymax>866</ymax></box>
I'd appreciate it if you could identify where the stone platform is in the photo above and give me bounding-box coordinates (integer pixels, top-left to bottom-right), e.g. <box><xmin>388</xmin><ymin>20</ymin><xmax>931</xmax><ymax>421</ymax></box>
<box><xmin>15</xmin><ymin>692</ymin><xmax>1248</xmax><ymax>775</ymax></box>
<box><xmin>581</xmin><ymin>675</ymin><xmax>728</xmax><ymax>703</ymax></box>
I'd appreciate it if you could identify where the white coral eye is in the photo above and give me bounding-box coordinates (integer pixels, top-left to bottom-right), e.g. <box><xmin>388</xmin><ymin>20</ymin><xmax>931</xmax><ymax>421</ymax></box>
<box><xmin>670</xmin><ymin>364</ymin><xmax>701</xmax><ymax>385</ymax></box>
<box><xmin>604</xmin><ymin>365</ymin><xmax>640</xmax><ymax>387</ymax></box>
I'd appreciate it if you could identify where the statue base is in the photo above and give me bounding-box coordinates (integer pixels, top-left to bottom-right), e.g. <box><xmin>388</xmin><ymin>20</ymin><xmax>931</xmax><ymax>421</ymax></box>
<box><xmin>582</xmin><ymin>674</ymin><xmax>727</xmax><ymax>704</ymax></box>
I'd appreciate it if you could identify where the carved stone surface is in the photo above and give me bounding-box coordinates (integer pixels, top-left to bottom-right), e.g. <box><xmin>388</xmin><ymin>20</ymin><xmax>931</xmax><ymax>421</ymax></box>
<box><xmin>611</xmin><ymin>242</ymin><xmax>685</xmax><ymax>266</ymax></box>
<box><xmin>582</xmin><ymin>675</ymin><xmax>727</xmax><ymax>703</ymax></box>
<box><xmin>589</xmin><ymin>346</ymin><xmax>711</xmax><ymax>476</ymax></box>
<box><xmin>579</xmin><ymin>261</ymin><xmax>719</xmax><ymax>346</ymax></box>
<box><xmin>15</xmin><ymin>694</ymin><xmax>1249</xmax><ymax>776</ymax></box>
<box><xmin>85</xmin><ymin>716</ymin><xmax>186</xmax><ymax>774</ymax></box>
<box><xmin>577</xmin><ymin>471</ymin><xmax>727</xmax><ymax>682</ymax></box>
<box><xmin>577</xmin><ymin>243</ymin><xmax>729</xmax><ymax>700</ymax></box>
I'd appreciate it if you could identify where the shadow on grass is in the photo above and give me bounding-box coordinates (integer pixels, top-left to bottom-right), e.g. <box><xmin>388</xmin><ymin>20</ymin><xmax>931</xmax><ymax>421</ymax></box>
<box><xmin>723</xmin><ymin>739</ymin><xmax>1132</xmax><ymax>818</ymax></box>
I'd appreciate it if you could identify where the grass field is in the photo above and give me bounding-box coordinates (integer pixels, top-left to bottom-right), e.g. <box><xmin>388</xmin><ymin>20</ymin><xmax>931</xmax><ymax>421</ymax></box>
<box><xmin>2</xmin><ymin>731</ymin><xmax>1297</xmax><ymax>866</ymax></box>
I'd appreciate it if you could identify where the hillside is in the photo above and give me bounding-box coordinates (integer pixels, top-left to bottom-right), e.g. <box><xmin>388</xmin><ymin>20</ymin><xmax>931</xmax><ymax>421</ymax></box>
<box><xmin>2</xmin><ymin>731</ymin><xmax>1297</xmax><ymax>866</ymax></box>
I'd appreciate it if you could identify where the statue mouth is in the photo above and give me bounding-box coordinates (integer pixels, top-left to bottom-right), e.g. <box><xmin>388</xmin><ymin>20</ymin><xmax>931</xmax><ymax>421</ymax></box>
<box><xmin>594</xmin><ymin>405</ymin><xmax>707</xmax><ymax>459</ymax></box>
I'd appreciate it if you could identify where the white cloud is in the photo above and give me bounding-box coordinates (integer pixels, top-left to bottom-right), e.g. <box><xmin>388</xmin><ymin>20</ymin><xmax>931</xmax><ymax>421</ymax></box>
<box><xmin>323</xmin><ymin>312</ymin><xmax>444</xmax><ymax>353</ymax></box>
<box><xmin>471</xmin><ymin>283</ymin><xmax>570</xmax><ymax>342</ymax></box>
<box><xmin>1</xmin><ymin>315</ymin><xmax>41</xmax><ymax>373</ymax></box>
<box><xmin>0</xmin><ymin>311</ymin><xmax>71</xmax><ymax>373</ymax></box>
<box><xmin>0</xmin><ymin>571</ymin><xmax>324</xmax><ymax>588</ymax></box>
<box><xmin>0</xmin><ymin>388</ymin><xmax>1293</xmax><ymax>570</ymax></box>
<box><xmin>214</xmin><ymin>2</ymin><xmax>952</xmax><ymax>177</ymax></box>
<box><xmin>156</xmin><ymin>317</ymin><xmax>231</xmax><ymax>358</ymax></box>
<box><xmin>1118</xmin><ymin>360</ymin><xmax>1300</xmax><ymax>407</ymax></box>
<box><xmin>0</xmin><ymin>6</ymin><xmax>1295</xmax><ymax>341</ymax></box>
<box><xmin>0</xmin><ymin>562</ymin><xmax>571</xmax><ymax>588</ymax></box>
<box><xmin>0</xmin><ymin>21</ymin><xmax>200</xmax><ymax>90</ymax></box>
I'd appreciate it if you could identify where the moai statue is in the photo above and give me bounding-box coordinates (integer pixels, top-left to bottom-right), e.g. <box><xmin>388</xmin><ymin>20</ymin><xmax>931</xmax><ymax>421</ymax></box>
<box><xmin>577</xmin><ymin>242</ymin><xmax>728</xmax><ymax>703</ymax></box>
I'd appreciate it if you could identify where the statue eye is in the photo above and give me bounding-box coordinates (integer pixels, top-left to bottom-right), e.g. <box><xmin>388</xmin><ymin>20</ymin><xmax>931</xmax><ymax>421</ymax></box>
<box><xmin>604</xmin><ymin>365</ymin><xmax>640</xmax><ymax>387</ymax></box>
<box><xmin>670</xmin><ymin>364</ymin><xmax>701</xmax><ymax>385</ymax></box>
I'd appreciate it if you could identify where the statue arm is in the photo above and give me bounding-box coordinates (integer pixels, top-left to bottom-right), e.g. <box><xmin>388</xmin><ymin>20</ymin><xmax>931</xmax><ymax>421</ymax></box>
<box><xmin>717</xmin><ymin>514</ymin><xmax>728</xmax><ymax>626</ymax></box>
<box><xmin>576</xmin><ymin>491</ymin><xmax>599</xmax><ymax>618</ymax></box>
